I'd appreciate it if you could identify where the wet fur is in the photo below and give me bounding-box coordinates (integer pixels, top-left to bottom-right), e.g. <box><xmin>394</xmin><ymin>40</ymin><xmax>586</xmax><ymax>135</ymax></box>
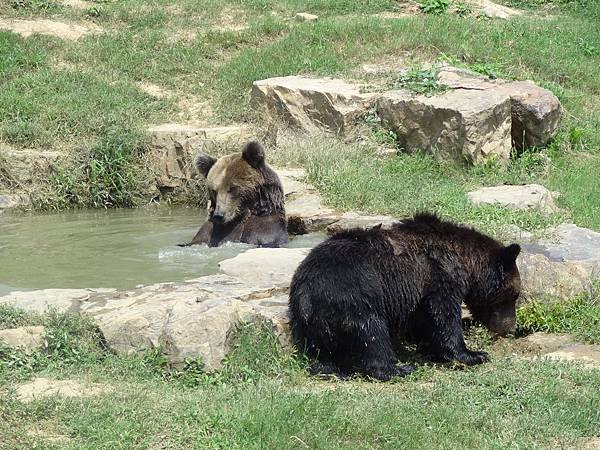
<box><xmin>184</xmin><ymin>142</ymin><xmax>288</xmax><ymax>248</ymax></box>
<box><xmin>288</xmin><ymin>213</ymin><xmax>521</xmax><ymax>381</ymax></box>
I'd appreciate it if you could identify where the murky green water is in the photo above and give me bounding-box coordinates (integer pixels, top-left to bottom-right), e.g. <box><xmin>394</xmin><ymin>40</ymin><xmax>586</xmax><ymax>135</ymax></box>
<box><xmin>0</xmin><ymin>207</ymin><xmax>325</xmax><ymax>295</ymax></box>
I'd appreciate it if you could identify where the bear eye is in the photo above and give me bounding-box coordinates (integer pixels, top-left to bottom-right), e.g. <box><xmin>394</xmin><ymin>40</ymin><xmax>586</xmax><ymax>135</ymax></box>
<box><xmin>228</xmin><ymin>186</ymin><xmax>240</xmax><ymax>195</ymax></box>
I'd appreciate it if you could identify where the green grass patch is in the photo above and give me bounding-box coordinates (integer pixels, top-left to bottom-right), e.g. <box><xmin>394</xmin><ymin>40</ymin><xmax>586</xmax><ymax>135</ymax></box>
<box><xmin>517</xmin><ymin>285</ymin><xmax>600</xmax><ymax>343</ymax></box>
<box><xmin>278</xmin><ymin>137</ymin><xmax>564</xmax><ymax>234</ymax></box>
<box><xmin>37</xmin><ymin>128</ymin><xmax>148</xmax><ymax>209</ymax></box>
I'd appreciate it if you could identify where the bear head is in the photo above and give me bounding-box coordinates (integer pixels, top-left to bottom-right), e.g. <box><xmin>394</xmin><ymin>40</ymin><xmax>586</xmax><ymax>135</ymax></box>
<box><xmin>194</xmin><ymin>141</ymin><xmax>285</xmax><ymax>225</ymax></box>
<box><xmin>467</xmin><ymin>243</ymin><xmax>522</xmax><ymax>337</ymax></box>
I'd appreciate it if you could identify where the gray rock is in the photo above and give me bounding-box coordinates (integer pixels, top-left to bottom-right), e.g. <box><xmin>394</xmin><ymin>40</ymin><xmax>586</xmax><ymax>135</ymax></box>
<box><xmin>326</xmin><ymin>212</ymin><xmax>399</xmax><ymax>233</ymax></box>
<box><xmin>467</xmin><ymin>184</ymin><xmax>559</xmax><ymax>214</ymax></box>
<box><xmin>0</xmin><ymin>288</ymin><xmax>115</xmax><ymax>314</ymax></box>
<box><xmin>517</xmin><ymin>251</ymin><xmax>593</xmax><ymax>301</ymax></box>
<box><xmin>436</xmin><ymin>68</ymin><xmax>562</xmax><ymax>151</ymax></box>
<box><xmin>0</xmin><ymin>326</ymin><xmax>45</xmax><ymax>352</ymax></box>
<box><xmin>79</xmin><ymin>274</ymin><xmax>292</xmax><ymax>370</ymax></box>
<box><xmin>376</xmin><ymin>88</ymin><xmax>512</xmax><ymax>164</ymax></box>
<box><xmin>518</xmin><ymin>223</ymin><xmax>600</xmax><ymax>300</ymax></box>
<box><xmin>252</xmin><ymin>76</ymin><xmax>374</xmax><ymax>136</ymax></box>
<box><xmin>246</xmin><ymin>295</ymin><xmax>291</xmax><ymax>347</ymax></box>
<box><xmin>219</xmin><ymin>248</ymin><xmax>311</xmax><ymax>288</ymax></box>
<box><xmin>502</xmin><ymin>81</ymin><xmax>562</xmax><ymax>150</ymax></box>
<box><xmin>534</xmin><ymin>224</ymin><xmax>600</xmax><ymax>270</ymax></box>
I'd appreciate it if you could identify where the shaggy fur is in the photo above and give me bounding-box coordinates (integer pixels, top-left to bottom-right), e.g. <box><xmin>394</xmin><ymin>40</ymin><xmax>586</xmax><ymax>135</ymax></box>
<box><xmin>288</xmin><ymin>213</ymin><xmax>521</xmax><ymax>381</ymax></box>
<box><xmin>182</xmin><ymin>141</ymin><xmax>288</xmax><ymax>247</ymax></box>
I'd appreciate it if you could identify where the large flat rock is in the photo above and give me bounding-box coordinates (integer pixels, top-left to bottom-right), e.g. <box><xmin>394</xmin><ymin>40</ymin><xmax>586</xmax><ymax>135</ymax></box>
<box><xmin>0</xmin><ymin>288</ymin><xmax>115</xmax><ymax>314</ymax></box>
<box><xmin>219</xmin><ymin>248</ymin><xmax>310</xmax><ymax>288</ymax></box>
<box><xmin>79</xmin><ymin>275</ymin><xmax>290</xmax><ymax>370</ymax></box>
<box><xmin>517</xmin><ymin>251</ymin><xmax>593</xmax><ymax>301</ymax></box>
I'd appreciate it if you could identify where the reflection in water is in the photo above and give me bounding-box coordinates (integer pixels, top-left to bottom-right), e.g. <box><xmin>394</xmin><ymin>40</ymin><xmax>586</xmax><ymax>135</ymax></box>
<box><xmin>0</xmin><ymin>207</ymin><xmax>325</xmax><ymax>295</ymax></box>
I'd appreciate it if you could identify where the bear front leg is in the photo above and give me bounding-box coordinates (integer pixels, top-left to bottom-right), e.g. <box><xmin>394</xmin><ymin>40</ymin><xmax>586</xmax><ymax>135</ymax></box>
<box><xmin>355</xmin><ymin>317</ymin><xmax>416</xmax><ymax>381</ymax></box>
<box><xmin>426</xmin><ymin>293</ymin><xmax>489</xmax><ymax>366</ymax></box>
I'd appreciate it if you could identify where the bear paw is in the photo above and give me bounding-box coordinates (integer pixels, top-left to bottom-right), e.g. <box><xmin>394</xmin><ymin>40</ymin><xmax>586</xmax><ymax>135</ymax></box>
<box><xmin>367</xmin><ymin>364</ymin><xmax>416</xmax><ymax>381</ymax></box>
<box><xmin>457</xmin><ymin>350</ymin><xmax>490</xmax><ymax>366</ymax></box>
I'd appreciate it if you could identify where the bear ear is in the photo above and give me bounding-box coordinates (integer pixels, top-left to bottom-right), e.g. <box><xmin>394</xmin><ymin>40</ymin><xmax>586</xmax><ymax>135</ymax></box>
<box><xmin>195</xmin><ymin>153</ymin><xmax>216</xmax><ymax>178</ymax></box>
<box><xmin>498</xmin><ymin>243</ymin><xmax>521</xmax><ymax>269</ymax></box>
<box><xmin>242</xmin><ymin>141</ymin><xmax>265</xmax><ymax>169</ymax></box>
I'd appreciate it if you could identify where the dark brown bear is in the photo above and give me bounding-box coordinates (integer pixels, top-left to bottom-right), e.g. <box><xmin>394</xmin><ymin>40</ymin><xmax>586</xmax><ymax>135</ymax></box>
<box><xmin>183</xmin><ymin>141</ymin><xmax>288</xmax><ymax>247</ymax></box>
<box><xmin>289</xmin><ymin>213</ymin><xmax>521</xmax><ymax>381</ymax></box>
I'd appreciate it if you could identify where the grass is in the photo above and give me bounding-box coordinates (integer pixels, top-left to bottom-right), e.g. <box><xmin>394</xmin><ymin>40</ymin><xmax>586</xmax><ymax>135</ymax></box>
<box><xmin>0</xmin><ymin>305</ymin><xmax>599</xmax><ymax>449</ymax></box>
<box><xmin>272</xmin><ymin>136</ymin><xmax>565</xmax><ymax>234</ymax></box>
<box><xmin>517</xmin><ymin>284</ymin><xmax>600</xmax><ymax>344</ymax></box>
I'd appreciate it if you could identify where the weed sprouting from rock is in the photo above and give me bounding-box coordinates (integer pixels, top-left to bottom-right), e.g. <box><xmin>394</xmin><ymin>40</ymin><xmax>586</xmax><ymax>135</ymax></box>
<box><xmin>392</xmin><ymin>68</ymin><xmax>449</xmax><ymax>96</ymax></box>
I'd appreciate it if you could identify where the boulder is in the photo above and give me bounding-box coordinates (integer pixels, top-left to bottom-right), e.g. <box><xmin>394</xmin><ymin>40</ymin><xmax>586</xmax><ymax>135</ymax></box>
<box><xmin>437</xmin><ymin>67</ymin><xmax>562</xmax><ymax>150</ymax></box>
<box><xmin>79</xmin><ymin>275</ymin><xmax>292</xmax><ymax>370</ymax></box>
<box><xmin>252</xmin><ymin>76</ymin><xmax>374</xmax><ymax>135</ymax></box>
<box><xmin>0</xmin><ymin>326</ymin><xmax>45</xmax><ymax>352</ymax></box>
<box><xmin>501</xmin><ymin>81</ymin><xmax>562</xmax><ymax>150</ymax></box>
<box><xmin>517</xmin><ymin>251</ymin><xmax>593</xmax><ymax>301</ymax></box>
<box><xmin>467</xmin><ymin>184</ymin><xmax>559</xmax><ymax>214</ymax></box>
<box><xmin>518</xmin><ymin>223</ymin><xmax>600</xmax><ymax>301</ymax></box>
<box><xmin>535</xmin><ymin>224</ymin><xmax>600</xmax><ymax>272</ymax></box>
<box><xmin>376</xmin><ymin>88</ymin><xmax>512</xmax><ymax>164</ymax></box>
<box><xmin>246</xmin><ymin>295</ymin><xmax>291</xmax><ymax>347</ymax></box>
<box><xmin>219</xmin><ymin>248</ymin><xmax>310</xmax><ymax>288</ymax></box>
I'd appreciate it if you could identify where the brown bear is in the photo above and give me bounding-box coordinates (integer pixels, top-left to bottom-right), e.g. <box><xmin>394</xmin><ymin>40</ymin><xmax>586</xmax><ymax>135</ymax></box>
<box><xmin>289</xmin><ymin>213</ymin><xmax>521</xmax><ymax>381</ymax></box>
<box><xmin>183</xmin><ymin>141</ymin><xmax>288</xmax><ymax>247</ymax></box>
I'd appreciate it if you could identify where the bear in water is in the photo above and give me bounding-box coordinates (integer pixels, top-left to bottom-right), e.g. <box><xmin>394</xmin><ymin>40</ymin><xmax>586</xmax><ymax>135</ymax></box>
<box><xmin>289</xmin><ymin>213</ymin><xmax>521</xmax><ymax>381</ymax></box>
<box><xmin>183</xmin><ymin>141</ymin><xmax>288</xmax><ymax>248</ymax></box>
